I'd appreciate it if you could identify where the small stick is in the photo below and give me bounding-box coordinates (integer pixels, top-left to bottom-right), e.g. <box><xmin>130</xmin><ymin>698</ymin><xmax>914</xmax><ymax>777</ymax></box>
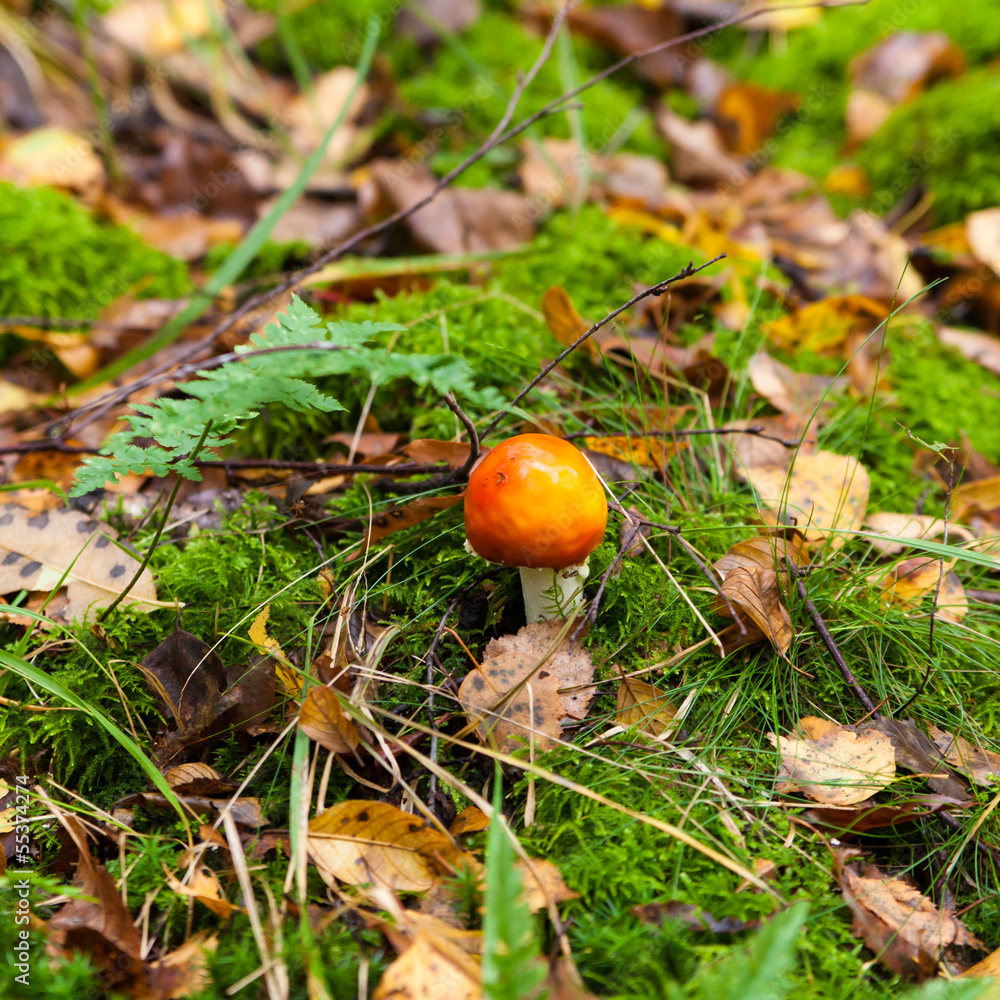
<box><xmin>562</xmin><ymin>426</ymin><xmax>799</xmax><ymax>447</ymax></box>
<box><xmin>967</xmin><ymin>590</ymin><xmax>1000</xmax><ymax>607</ymax></box>
<box><xmin>571</xmin><ymin>517</ymin><xmax>642</xmax><ymax>643</ymax></box>
<box><xmin>794</xmin><ymin>569</ymin><xmax>879</xmax><ymax>719</ymax></box>
<box><xmin>443</xmin><ymin>393</ymin><xmax>481</xmax><ymax>481</ymax></box>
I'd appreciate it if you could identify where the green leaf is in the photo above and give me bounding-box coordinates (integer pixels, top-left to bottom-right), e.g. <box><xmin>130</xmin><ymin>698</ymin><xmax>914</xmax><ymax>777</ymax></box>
<box><xmin>482</xmin><ymin>769</ymin><xmax>547</xmax><ymax>1000</ymax></box>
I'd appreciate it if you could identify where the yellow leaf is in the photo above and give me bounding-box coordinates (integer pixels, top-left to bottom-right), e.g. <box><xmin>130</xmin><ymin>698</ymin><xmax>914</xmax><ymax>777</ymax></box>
<box><xmin>248</xmin><ymin>604</ymin><xmax>301</xmax><ymax>696</ymax></box>
<box><xmin>616</xmin><ymin>678</ymin><xmax>678</xmax><ymax>736</ymax></box>
<box><xmin>542</xmin><ymin>286</ymin><xmax>589</xmax><ymax>347</ymax></box>
<box><xmin>298</xmin><ymin>685</ymin><xmax>360</xmax><ymax>754</ymax></box>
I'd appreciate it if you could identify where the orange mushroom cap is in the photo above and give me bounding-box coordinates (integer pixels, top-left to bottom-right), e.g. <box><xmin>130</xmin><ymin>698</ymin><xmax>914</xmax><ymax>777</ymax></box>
<box><xmin>464</xmin><ymin>434</ymin><xmax>608</xmax><ymax>569</ymax></box>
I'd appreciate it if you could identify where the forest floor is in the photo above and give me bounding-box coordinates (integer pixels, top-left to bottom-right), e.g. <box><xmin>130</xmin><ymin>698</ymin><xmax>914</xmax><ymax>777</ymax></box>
<box><xmin>3</xmin><ymin>1</ymin><xmax>1000</xmax><ymax>999</ymax></box>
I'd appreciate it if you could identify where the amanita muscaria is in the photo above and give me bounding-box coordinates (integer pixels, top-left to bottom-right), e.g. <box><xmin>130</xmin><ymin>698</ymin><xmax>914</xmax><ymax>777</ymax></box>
<box><xmin>464</xmin><ymin>433</ymin><xmax>608</xmax><ymax>621</ymax></box>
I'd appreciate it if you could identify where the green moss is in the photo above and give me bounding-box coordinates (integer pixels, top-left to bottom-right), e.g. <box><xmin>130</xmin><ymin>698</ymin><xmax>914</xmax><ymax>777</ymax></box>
<box><xmin>714</xmin><ymin>0</ymin><xmax>1000</xmax><ymax>220</ymax></box>
<box><xmin>0</xmin><ymin>182</ymin><xmax>190</xmax><ymax>320</ymax></box>
<box><xmin>857</xmin><ymin>71</ymin><xmax>1000</xmax><ymax>224</ymax></box>
<box><xmin>397</xmin><ymin>12</ymin><xmax>661</xmax><ymax>158</ymax></box>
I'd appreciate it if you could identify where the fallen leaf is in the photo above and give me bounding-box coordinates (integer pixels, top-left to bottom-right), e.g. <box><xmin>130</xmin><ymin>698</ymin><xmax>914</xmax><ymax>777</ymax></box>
<box><xmin>770</xmin><ymin>722</ymin><xmax>895</xmax><ymax>805</ymax></box>
<box><xmin>360</xmin><ymin>494</ymin><xmax>464</xmax><ymax>548</ymax></box>
<box><xmin>655</xmin><ymin>106</ymin><xmax>744</xmax><ymax>187</ymax></box>
<box><xmin>632</xmin><ymin>901</ymin><xmax>758</xmax><ymax>934</ymax></box>
<box><xmin>102</xmin><ymin>0</ymin><xmax>220</xmax><ymax>57</ymax></box>
<box><xmin>121</xmin><ymin>792</ymin><xmax>268</xmax><ymax>828</ymax></box>
<box><xmin>285</xmin><ymin>67</ymin><xmax>371</xmax><ymax>168</ymax></box>
<box><xmin>803</xmin><ymin>794</ymin><xmax>967</xmax><ymax>835</ymax></box>
<box><xmin>715</xmin><ymin>82</ymin><xmax>798</xmax><ymax>155</ymax></box>
<box><xmin>765</xmin><ymin>296</ymin><xmax>888</xmax><ymax>355</ymax></box>
<box><xmin>567</xmin><ymin>4</ymin><xmax>684</xmax><ymax>88</ymax></box>
<box><xmin>165</xmin><ymin>865</ymin><xmax>240</xmax><ymax>919</ymax></box>
<box><xmin>863</xmin><ymin>513</ymin><xmax>971</xmax><ymax>555</ymax></box>
<box><xmin>47</xmin><ymin>805</ymin><xmax>145</xmax><ymax>991</ymax></box>
<box><xmin>863</xmin><ymin>718</ymin><xmax>970</xmax><ymax>802</ymax></box>
<box><xmin>248</xmin><ymin>604</ymin><xmax>301</xmax><ymax>696</ymax></box>
<box><xmin>307</xmin><ymin>800</ymin><xmax>470</xmax><ymax>892</ymax></box>
<box><xmin>0</xmin><ymin>504</ymin><xmax>162</xmax><ymax>623</ymax></box>
<box><xmin>0</xmin><ymin>126</ymin><xmax>104</xmax><ymax>197</ymax></box>
<box><xmin>542</xmin><ymin>285</ymin><xmax>590</xmax><ymax>348</ymax></box>
<box><xmin>726</xmin><ymin>414</ymin><xmax>816</xmax><ymax>473</ymax></box>
<box><xmin>140</xmin><ymin>628</ymin><xmax>275</xmax><ymax>753</ymax></box>
<box><xmin>360</xmin><ymin>159</ymin><xmax>534</xmax><ymax>254</ymax></box>
<box><xmin>372</xmin><ymin>930</ymin><xmax>481</xmax><ymax>1000</ymax></box>
<box><xmin>450</xmin><ymin>806</ymin><xmax>489</xmax><ymax>837</ymax></box>
<box><xmin>747</xmin><ymin>352</ymin><xmax>846</xmax><ymax>417</ymax></box>
<box><xmin>835</xmin><ymin>851</ymin><xmax>983</xmax><ymax>981</ymax></box>
<box><xmin>845</xmin><ymin>88</ymin><xmax>894</xmax><ymax>147</ymax></box>
<box><xmin>298</xmin><ymin>685</ymin><xmax>360</xmax><ymax>755</ymax></box>
<box><xmin>939</xmin><ymin>326</ymin><xmax>1000</xmax><ymax>378</ymax></box>
<box><xmin>458</xmin><ymin>621</ymin><xmax>597</xmax><ymax>753</ymax></box>
<box><xmin>953</xmin><ymin>475</ymin><xmax>1000</xmax><ymax>521</ymax></box>
<box><xmin>616</xmin><ymin>677</ymin><xmax>678</xmax><ymax>736</ymax></box>
<box><xmin>714</xmin><ymin>532</ymin><xmax>808</xmax><ymax>581</ymax></box>
<box><xmin>402</xmin><ymin>440</ymin><xmax>483</xmax><ymax>469</ymax></box>
<box><xmin>582</xmin><ymin>435</ymin><xmax>686</xmax><ymax>470</ymax></box>
<box><xmin>714</xmin><ymin>566</ymin><xmax>793</xmax><ymax>657</ymax></box>
<box><xmin>877</xmin><ymin>557</ymin><xmax>968</xmax><ymax>622</ymax></box>
<box><xmin>929</xmin><ymin>726</ymin><xmax>1000</xmax><ymax>787</ymax></box>
<box><xmin>397</xmin><ymin>0</ymin><xmax>481</xmax><ymax>45</ymax></box>
<box><xmin>744</xmin><ymin>451</ymin><xmax>870</xmax><ymax>549</ymax></box>
<box><xmin>967</xmin><ymin>208</ymin><xmax>1000</xmax><ymax>276</ymax></box>
<box><xmin>849</xmin><ymin>31</ymin><xmax>966</xmax><ymax>104</ymax></box>
<box><xmin>144</xmin><ymin>932</ymin><xmax>218</xmax><ymax>1000</ymax></box>
<box><xmin>514</xmin><ymin>857</ymin><xmax>579</xmax><ymax>913</ymax></box>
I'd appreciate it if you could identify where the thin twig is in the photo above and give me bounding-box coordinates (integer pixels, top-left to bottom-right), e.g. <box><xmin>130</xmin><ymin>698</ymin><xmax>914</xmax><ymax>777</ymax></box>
<box><xmin>443</xmin><ymin>393</ymin><xmax>481</xmax><ymax>480</ymax></box>
<box><xmin>571</xmin><ymin>518</ymin><xmax>642</xmax><ymax>642</ymax></box>
<box><xmin>927</xmin><ymin>468</ymin><xmax>953</xmax><ymax>659</ymax></box>
<box><xmin>479</xmin><ymin>255</ymin><xmax>726</xmax><ymax>440</ymax></box>
<box><xmin>794</xmin><ymin>569</ymin><xmax>879</xmax><ymax>719</ymax></box>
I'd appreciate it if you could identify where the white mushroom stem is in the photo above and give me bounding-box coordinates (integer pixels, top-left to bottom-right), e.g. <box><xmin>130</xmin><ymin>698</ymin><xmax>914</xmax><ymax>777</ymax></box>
<box><xmin>519</xmin><ymin>560</ymin><xmax>590</xmax><ymax>622</ymax></box>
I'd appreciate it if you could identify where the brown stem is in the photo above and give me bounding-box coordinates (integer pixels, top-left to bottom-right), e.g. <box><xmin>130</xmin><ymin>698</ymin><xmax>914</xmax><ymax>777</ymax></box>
<box><xmin>794</xmin><ymin>569</ymin><xmax>879</xmax><ymax>719</ymax></box>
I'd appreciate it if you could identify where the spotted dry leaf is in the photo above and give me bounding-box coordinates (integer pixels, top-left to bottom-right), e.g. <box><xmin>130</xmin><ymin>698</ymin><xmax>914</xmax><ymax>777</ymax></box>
<box><xmin>459</xmin><ymin>622</ymin><xmax>596</xmax><ymax>753</ymax></box>
<box><xmin>515</xmin><ymin>857</ymin><xmax>579</xmax><ymax>913</ymax></box>
<box><xmin>744</xmin><ymin>451</ymin><xmax>870</xmax><ymax>550</ymax></box>
<box><xmin>0</xmin><ymin>504</ymin><xmax>162</xmax><ymax>623</ymax></box>
<box><xmin>769</xmin><ymin>722</ymin><xmax>895</xmax><ymax>805</ymax></box>
<box><xmin>307</xmin><ymin>800</ymin><xmax>470</xmax><ymax>892</ymax></box>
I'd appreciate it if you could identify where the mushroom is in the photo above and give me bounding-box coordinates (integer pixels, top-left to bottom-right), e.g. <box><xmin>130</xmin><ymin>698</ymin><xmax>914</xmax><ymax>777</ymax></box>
<box><xmin>464</xmin><ymin>434</ymin><xmax>608</xmax><ymax>621</ymax></box>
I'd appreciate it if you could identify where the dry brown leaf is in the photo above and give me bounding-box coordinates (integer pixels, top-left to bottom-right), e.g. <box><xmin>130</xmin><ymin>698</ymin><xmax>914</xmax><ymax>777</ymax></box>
<box><xmin>361</xmin><ymin>494</ymin><xmax>464</xmax><ymax>548</ymax></box>
<box><xmin>165</xmin><ymin>865</ymin><xmax>240</xmax><ymax>919</ymax></box>
<box><xmin>103</xmin><ymin>0</ymin><xmax>220</xmax><ymax>57</ymax></box>
<box><xmin>714</xmin><ymin>532</ymin><xmax>807</xmax><ymax>581</ymax></box>
<box><xmin>458</xmin><ymin>622</ymin><xmax>597</xmax><ymax>753</ymax></box>
<box><xmin>744</xmin><ymin>451</ymin><xmax>870</xmax><ymax>549</ymax></box>
<box><xmin>542</xmin><ymin>286</ymin><xmax>590</xmax><ymax>348</ymax></box>
<box><xmin>849</xmin><ymin>31</ymin><xmax>966</xmax><ymax>105</ymax></box>
<box><xmin>0</xmin><ymin>504</ymin><xmax>162</xmax><ymax>623</ymax></box>
<box><xmin>939</xmin><ymin>327</ymin><xmax>1000</xmax><ymax>378</ymax></box>
<box><xmin>515</xmin><ymin>857</ymin><xmax>579</xmax><ymax>913</ymax></box>
<box><xmin>616</xmin><ymin>677</ymin><xmax>678</xmax><ymax>736</ymax></box>
<box><xmin>371</xmin><ymin>930</ymin><xmax>481</xmax><ymax>1000</ymax></box>
<box><xmin>863</xmin><ymin>513</ymin><xmax>972</xmax><ymax>555</ymax></box>
<box><xmin>714</xmin><ymin>566</ymin><xmax>793</xmax><ymax>657</ymax></box>
<box><xmin>804</xmin><ymin>794</ymin><xmax>967</xmax><ymax>835</ymax></box>
<box><xmin>770</xmin><ymin>723</ymin><xmax>895</xmax><ymax>805</ymax></box>
<box><xmin>165</xmin><ymin>763</ymin><xmax>223</xmax><ymax>788</ymax></box>
<box><xmin>836</xmin><ymin>852</ymin><xmax>983</xmax><ymax>981</ymax></box>
<box><xmin>877</xmin><ymin>557</ymin><xmax>968</xmax><ymax>622</ymax></box>
<box><xmin>747</xmin><ymin>352</ymin><xmax>846</xmax><ymax>417</ymax></box>
<box><xmin>928</xmin><ymin>726</ymin><xmax>1000</xmax><ymax>787</ymax></box>
<box><xmin>727</xmin><ymin>414</ymin><xmax>816</xmax><ymax>473</ymax></box>
<box><xmin>450</xmin><ymin>806</ymin><xmax>489</xmax><ymax>837</ymax></box>
<box><xmin>402</xmin><ymin>439</ymin><xmax>483</xmax><ymax>470</ymax></box>
<box><xmin>655</xmin><ymin>107</ymin><xmax>744</xmax><ymax>187</ymax></box>
<box><xmin>286</xmin><ymin>67</ymin><xmax>371</xmax><ymax>167</ymax></box>
<box><xmin>307</xmin><ymin>800</ymin><xmax>470</xmax><ymax>892</ymax></box>
<box><xmin>953</xmin><ymin>475</ymin><xmax>1000</xmax><ymax>521</ymax></box>
<box><xmin>142</xmin><ymin>931</ymin><xmax>218</xmax><ymax>1000</ymax></box>
<box><xmin>298</xmin><ymin>685</ymin><xmax>360</xmax><ymax>755</ymax></box>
